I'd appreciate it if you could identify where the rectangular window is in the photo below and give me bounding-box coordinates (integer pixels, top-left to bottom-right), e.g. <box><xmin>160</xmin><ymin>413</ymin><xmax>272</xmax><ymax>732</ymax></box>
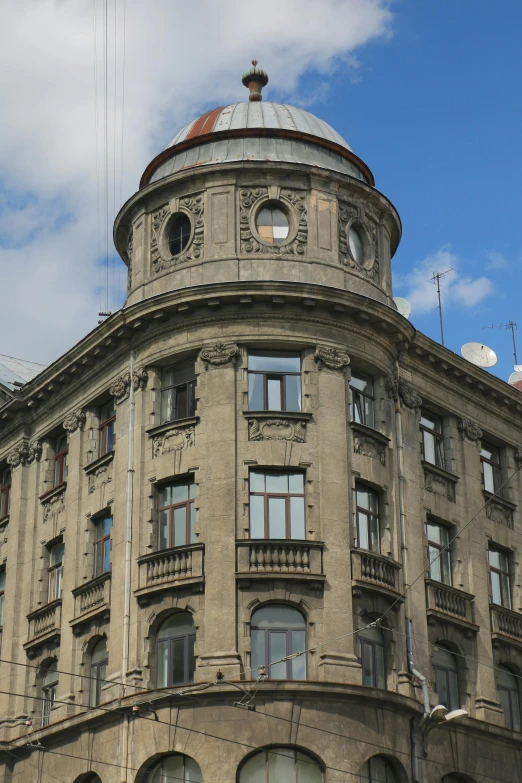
<box><xmin>247</xmin><ymin>352</ymin><xmax>301</xmax><ymax>412</ymax></box>
<box><xmin>94</xmin><ymin>516</ymin><xmax>112</xmax><ymax>577</ymax></box>
<box><xmin>350</xmin><ymin>374</ymin><xmax>374</xmax><ymax>428</ymax></box>
<box><xmin>426</xmin><ymin>521</ymin><xmax>452</xmax><ymax>585</ymax></box>
<box><xmin>53</xmin><ymin>434</ymin><xmax>68</xmax><ymax>487</ymax></box>
<box><xmin>99</xmin><ymin>401</ymin><xmax>116</xmax><ymax>457</ymax></box>
<box><xmin>158</xmin><ymin>478</ymin><xmax>197</xmax><ymax>550</ymax></box>
<box><xmin>0</xmin><ymin>469</ymin><xmax>11</xmax><ymax>518</ymax></box>
<box><xmin>354</xmin><ymin>485</ymin><xmax>380</xmax><ymax>552</ymax></box>
<box><xmin>42</xmin><ymin>684</ymin><xmax>57</xmax><ymax>727</ymax></box>
<box><xmin>160</xmin><ymin>362</ymin><xmax>196</xmax><ymax>424</ymax></box>
<box><xmin>249</xmin><ymin>471</ymin><xmax>305</xmax><ymax>539</ymax></box>
<box><xmin>420</xmin><ymin>412</ymin><xmax>445</xmax><ymax>468</ymax></box>
<box><xmin>48</xmin><ymin>542</ymin><xmax>64</xmax><ymax>602</ymax></box>
<box><xmin>0</xmin><ymin>569</ymin><xmax>5</xmax><ymax>627</ymax></box>
<box><xmin>481</xmin><ymin>442</ymin><xmax>501</xmax><ymax>494</ymax></box>
<box><xmin>488</xmin><ymin>548</ymin><xmax>512</xmax><ymax>608</ymax></box>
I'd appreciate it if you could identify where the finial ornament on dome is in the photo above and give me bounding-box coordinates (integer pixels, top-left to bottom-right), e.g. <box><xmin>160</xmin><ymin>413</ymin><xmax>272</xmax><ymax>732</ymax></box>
<box><xmin>242</xmin><ymin>60</ymin><xmax>269</xmax><ymax>102</ymax></box>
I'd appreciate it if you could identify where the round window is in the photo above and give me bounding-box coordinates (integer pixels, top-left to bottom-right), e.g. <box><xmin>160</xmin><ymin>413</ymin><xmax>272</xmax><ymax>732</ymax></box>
<box><xmin>168</xmin><ymin>213</ymin><xmax>191</xmax><ymax>256</ymax></box>
<box><xmin>348</xmin><ymin>226</ymin><xmax>364</xmax><ymax>265</ymax></box>
<box><xmin>256</xmin><ymin>203</ymin><xmax>290</xmax><ymax>245</ymax></box>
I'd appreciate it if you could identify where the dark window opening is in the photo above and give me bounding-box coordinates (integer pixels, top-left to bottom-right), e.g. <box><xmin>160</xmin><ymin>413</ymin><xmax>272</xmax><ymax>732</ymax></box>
<box><xmin>160</xmin><ymin>362</ymin><xmax>196</xmax><ymax>423</ymax></box>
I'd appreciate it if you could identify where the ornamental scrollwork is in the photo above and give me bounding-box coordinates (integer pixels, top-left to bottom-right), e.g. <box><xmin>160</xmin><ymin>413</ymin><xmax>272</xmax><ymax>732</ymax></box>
<box><xmin>398</xmin><ymin>381</ymin><xmax>422</xmax><ymax>410</ymax></box>
<box><xmin>353</xmin><ymin>435</ymin><xmax>386</xmax><ymax>465</ymax></box>
<box><xmin>151</xmin><ymin>194</ymin><xmax>204</xmax><ymax>274</ymax></box>
<box><xmin>338</xmin><ymin>199</ymin><xmax>379</xmax><ymax>283</ymax></box>
<box><xmin>7</xmin><ymin>440</ymin><xmax>42</xmax><ymax>469</ymax></box>
<box><xmin>153</xmin><ymin>426</ymin><xmax>195</xmax><ymax>457</ymax></box>
<box><xmin>63</xmin><ymin>409</ymin><xmax>86</xmax><ymax>435</ymax></box>
<box><xmin>314</xmin><ymin>346</ymin><xmax>350</xmax><ymax>371</ymax></box>
<box><xmin>248</xmin><ymin>418</ymin><xmax>307</xmax><ymax>443</ymax></box>
<box><xmin>199</xmin><ymin>343</ymin><xmax>239</xmax><ymax>370</ymax></box>
<box><xmin>43</xmin><ymin>489</ymin><xmax>66</xmax><ymax>522</ymax></box>
<box><xmin>458</xmin><ymin>418</ymin><xmax>483</xmax><ymax>444</ymax></box>
<box><xmin>88</xmin><ymin>465</ymin><xmax>113</xmax><ymax>494</ymax></box>
<box><xmin>110</xmin><ymin>368</ymin><xmax>149</xmax><ymax>404</ymax></box>
<box><xmin>239</xmin><ymin>187</ymin><xmax>307</xmax><ymax>255</ymax></box>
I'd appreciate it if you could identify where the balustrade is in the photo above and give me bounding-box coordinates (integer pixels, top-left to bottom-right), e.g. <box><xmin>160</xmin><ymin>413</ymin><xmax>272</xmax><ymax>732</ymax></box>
<box><xmin>236</xmin><ymin>541</ymin><xmax>324</xmax><ymax>585</ymax></box>
<box><xmin>136</xmin><ymin>544</ymin><xmax>204</xmax><ymax>598</ymax></box>
<box><xmin>425</xmin><ymin>579</ymin><xmax>476</xmax><ymax>629</ymax></box>
<box><xmin>351</xmin><ymin>549</ymin><xmax>401</xmax><ymax>596</ymax></box>
<box><xmin>490</xmin><ymin>604</ymin><xmax>522</xmax><ymax>643</ymax></box>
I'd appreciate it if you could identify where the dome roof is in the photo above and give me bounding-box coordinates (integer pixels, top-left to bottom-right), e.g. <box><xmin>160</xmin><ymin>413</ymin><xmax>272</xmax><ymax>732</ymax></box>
<box><xmin>165</xmin><ymin>102</ymin><xmax>352</xmax><ymax>152</ymax></box>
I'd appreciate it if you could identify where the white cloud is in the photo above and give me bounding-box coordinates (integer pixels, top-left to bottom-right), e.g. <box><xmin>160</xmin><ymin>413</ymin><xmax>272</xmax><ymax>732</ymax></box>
<box><xmin>0</xmin><ymin>0</ymin><xmax>394</xmax><ymax>364</ymax></box>
<box><xmin>485</xmin><ymin>252</ymin><xmax>509</xmax><ymax>270</ymax></box>
<box><xmin>399</xmin><ymin>246</ymin><xmax>494</xmax><ymax>316</ymax></box>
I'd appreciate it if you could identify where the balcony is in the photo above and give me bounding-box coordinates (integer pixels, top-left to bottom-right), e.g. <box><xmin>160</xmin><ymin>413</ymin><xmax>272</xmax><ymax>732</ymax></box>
<box><xmin>351</xmin><ymin>549</ymin><xmax>402</xmax><ymax>601</ymax></box>
<box><xmin>236</xmin><ymin>540</ymin><xmax>325</xmax><ymax>590</ymax></box>
<box><xmin>425</xmin><ymin>579</ymin><xmax>478</xmax><ymax>632</ymax></box>
<box><xmin>490</xmin><ymin>604</ymin><xmax>522</xmax><ymax>648</ymax></box>
<box><xmin>24</xmin><ymin>599</ymin><xmax>62</xmax><ymax>656</ymax></box>
<box><xmin>70</xmin><ymin>573</ymin><xmax>111</xmax><ymax>634</ymax></box>
<box><xmin>135</xmin><ymin>543</ymin><xmax>204</xmax><ymax>604</ymax></box>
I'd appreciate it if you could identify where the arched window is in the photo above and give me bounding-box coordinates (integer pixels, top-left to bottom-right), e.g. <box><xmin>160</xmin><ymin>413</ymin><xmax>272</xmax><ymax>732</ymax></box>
<box><xmin>497</xmin><ymin>665</ymin><xmax>521</xmax><ymax>731</ymax></box>
<box><xmin>360</xmin><ymin>756</ymin><xmax>397</xmax><ymax>782</ymax></box>
<box><xmin>251</xmin><ymin>605</ymin><xmax>306</xmax><ymax>680</ymax></box>
<box><xmin>432</xmin><ymin>646</ymin><xmax>459</xmax><ymax>711</ymax></box>
<box><xmin>359</xmin><ymin>619</ymin><xmax>386</xmax><ymax>689</ymax></box>
<box><xmin>0</xmin><ymin>468</ymin><xmax>11</xmax><ymax>518</ymax></box>
<box><xmin>146</xmin><ymin>753</ymin><xmax>202</xmax><ymax>783</ymax></box>
<box><xmin>73</xmin><ymin>775</ymin><xmax>103</xmax><ymax>783</ymax></box>
<box><xmin>90</xmin><ymin>639</ymin><xmax>108</xmax><ymax>707</ymax></box>
<box><xmin>157</xmin><ymin>612</ymin><xmax>195</xmax><ymax>688</ymax></box>
<box><xmin>240</xmin><ymin>748</ymin><xmax>322</xmax><ymax>783</ymax></box>
<box><xmin>41</xmin><ymin>660</ymin><xmax>58</xmax><ymax>727</ymax></box>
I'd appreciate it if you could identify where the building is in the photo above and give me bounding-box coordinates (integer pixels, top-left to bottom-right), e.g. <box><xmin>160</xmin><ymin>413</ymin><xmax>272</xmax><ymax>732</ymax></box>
<box><xmin>1</xmin><ymin>63</ymin><xmax>522</xmax><ymax>783</ymax></box>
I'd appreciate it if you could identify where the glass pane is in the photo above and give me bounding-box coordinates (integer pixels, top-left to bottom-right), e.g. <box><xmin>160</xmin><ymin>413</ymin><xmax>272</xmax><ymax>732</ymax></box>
<box><xmin>161</xmin><ymin>367</ymin><xmax>174</xmax><ymax>388</ymax></box>
<box><xmin>352</xmin><ymin>391</ymin><xmax>363</xmax><ymax>424</ymax></box>
<box><xmin>349</xmin><ymin>226</ymin><xmax>364</xmax><ymax>264</ymax></box>
<box><xmin>427</xmin><ymin>522</ymin><xmax>441</xmax><ymax>545</ymax></box>
<box><xmin>428</xmin><ymin>545</ymin><xmax>442</xmax><ymax>582</ymax></box>
<box><xmin>161</xmin><ymin>388</ymin><xmax>174</xmax><ymax>423</ymax></box>
<box><xmin>250</xmin><ymin>495</ymin><xmax>265</xmax><ymax>538</ymax></box>
<box><xmin>157</xmin><ymin>640</ymin><xmax>169</xmax><ymax>687</ymax></box>
<box><xmin>291</xmin><ymin>630</ymin><xmax>306</xmax><ymax>680</ymax></box>
<box><xmin>50</xmin><ymin>543</ymin><xmax>64</xmax><ymax>566</ymax></box>
<box><xmin>250</xmin><ymin>471</ymin><xmax>265</xmax><ymax>493</ymax></box>
<box><xmin>500</xmin><ymin>572</ymin><xmax>512</xmax><ymax>608</ymax></box>
<box><xmin>252</xmin><ymin>605</ymin><xmax>305</xmax><ymax>628</ymax></box>
<box><xmin>289</xmin><ymin>473</ymin><xmax>304</xmax><ymax>494</ymax></box>
<box><xmin>423</xmin><ymin>431</ymin><xmax>436</xmax><ymax>464</ymax></box>
<box><xmin>269</xmin><ymin>632</ymin><xmax>287</xmax><ymax>679</ymax></box>
<box><xmin>106</xmin><ymin>421</ymin><xmax>115</xmax><ymax>452</ymax></box>
<box><xmin>356</xmin><ymin>487</ymin><xmax>370</xmax><ymax>510</ymax></box>
<box><xmin>365</xmin><ymin>397</ymin><xmax>375</xmax><ymax>429</ymax></box>
<box><xmin>174</xmin><ymin>506</ymin><xmax>187</xmax><ymax>547</ymax></box>
<box><xmin>435</xmin><ymin>667</ymin><xmax>449</xmax><ymax>708</ymax></box>
<box><xmin>187</xmin><ymin>634</ymin><xmax>195</xmax><ymax>684</ymax></box>
<box><xmin>162</xmin><ymin>755</ymin><xmax>184</xmax><ymax>783</ymax></box>
<box><xmin>420</xmin><ymin>414</ymin><xmax>437</xmax><ymax>431</ymax></box>
<box><xmin>267</xmin><ymin>377</ymin><xmax>282</xmax><ymax>411</ymax></box>
<box><xmin>267</xmin><ymin>747</ymin><xmax>294</xmax><ymax>781</ymax></box>
<box><xmin>285</xmin><ymin>375</ymin><xmax>301</xmax><ymax>412</ymax></box>
<box><xmin>94</xmin><ymin>542</ymin><xmax>102</xmax><ymax>577</ymax></box>
<box><xmin>265</xmin><ymin>473</ymin><xmax>288</xmax><ymax>494</ymax></box>
<box><xmin>102</xmin><ymin>539</ymin><xmax>110</xmax><ymax>573</ymax></box>
<box><xmin>512</xmin><ymin>691</ymin><xmax>521</xmax><ymax>732</ymax></box>
<box><xmin>488</xmin><ymin>550</ymin><xmax>500</xmax><ymax>569</ymax></box>
<box><xmin>368</xmin><ymin>491</ymin><xmax>379</xmax><ymax>515</ymax></box>
<box><xmin>248</xmin><ymin>353</ymin><xmax>300</xmax><ymax>373</ymax></box>
<box><xmin>441</xmin><ymin>549</ymin><xmax>452</xmax><ymax>585</ymax></box>
<box><xmin>361</xmin><ymin>640</ymin><xmax>374</xmax><ymax>687</ymax></box>
<box><xmin>171</xmin><ymin>482</ymin><xmax>189</xmax><ymax>504</ymax></box>
<box><xmin>490</xmin><ymin>570</ymin><xmax>501</xmax><ymax>604</ymax></box>
<box><xmin>248</xmin><ymin>373</ymin><xmax>264</xmax><ymax>410</ymax></box>
<box><xmin>251</xmin><ymin>629</ymin><xmax>265</xmax><ymax>678</ymax></box>
<box><xmin>96</xmin><ymin>516</ymin><xmax>112</xmax><ymax>536</ymax></box>
<box><xmin>186</xmin><ymin>757</ymin><xmax>203</xmax><ymax>783</ymax></box>
<box><xmin>358</xmin><ymin>511</ymin><xmax>369</xmax><ymax>550</ymax></box>
<box><xmin>158</xmin><ymin>612</ymin><xmax>194</xmax><ymax>638</ymax></box>
<box><xmin>159</xmin><ymin>509</ymin><xmax>170</xmax><ymax>550</ymax></box>
<box><xmin>375</xmin><ymin>644</ymin><xmax>386</xmax><ymax>689</ymax></box>
<box><xmin>290</xmin><ymin>497</ymin><xmax>305</xmax><ymax>539</ymax></box>
<box><xmin>483</xmin><ymin>462</ymin><xmax>495</xmax><ymax>493</ymax></box>
<box><xmin>350</xmin><ymin>375</ymin><xmax>368</xmax><ymax>393</ymax></box>
<box><xmin>448</xmin><ymin>669</ymin><xmax>459</xmax><ymax>710</ymax></box>
<box><xmin>240</xmin><ymin>752</ymin><xmax>266</xmax><ymax>783</ymax></box>
<box><xmin>370</xmin><ymin>514</ymin><xmax>380</xmax><ymax>553</ymax></box>
<box><xmin>159</xmin><ymin>485</ymin><xmax>171</xmax><ymax>507</ymax></box>
<box><xmin>268</xmin><ymin>497</ymin><xmax>286</xmax><ymax>539</ymax></box>
<box><xmin>98</xmin><ymin>662</ymin><xmax>106</xmax><ymax>693</ymax></box>
<box><xmin>189</xmin><ymin>503</ymin><xmax>196</xmax><ymax>544</ymax></box>
<box><xmin>189</xmin><ymin>481</ymin><xmax>197</xmax><ymax>500</ymax></box>
<box><xmin>256</xmin><ymin>208</ymin><xmax>272</xmax><ymax>226</ymax></box>
<box><xmin>297</xmin><ymin>751</ymin><xmax>322</xmax><ymax>783</ymax></box>
<box><xmin>92</xmin><ymin>639</ymin><xmax>107</xmax><ymax>663</ymax></box>
<box><xmin>89</xmin><ymin>669</ymin><xmax>98</xmax><ymax>706</ymax></box>
<box><xmin>171</xmin><ymin>638</ymin><xmax>186</xmax><ymax>685</ymax></box>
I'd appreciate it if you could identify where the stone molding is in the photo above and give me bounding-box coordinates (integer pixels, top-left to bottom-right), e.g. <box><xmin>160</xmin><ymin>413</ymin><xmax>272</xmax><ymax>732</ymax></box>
<box><xmin>88</xmin><ymin>464</ymin><xmax>113</xmax><ymax>495</ymax></box>
<box><xmin>7</xmin><ymin>439</ymin><xmax>42</xmax><ymax>469</ymax></box>
<box><xmin>151</xmin><ymin>194</ymin><xmax>204</xmax><ymax>274</ymax></box>
<box><xmin>42</xmin><ymin>488</ymin><xmax>66</xmax><ymax>522</ymax></box>
<box><xmin>314</xmin><ymin>345</ymin><xmax>350</xmax><ymax>371</ymax></box>
<box><xmin>248</xmin><ymin>414</ymin><xmax>307</xmax><ymax>443</ymax></box>
<box><xmin>199</xmin><ymin>343</ymin><xmax>239</xmax><ymax>370</ymax></box>
<box><xmin>239</xmin><ymin>186</ymin><xmax>307</xmax><ymax>255</ymax></box>
<box><xmin>62</xmin><ymin>408</ymin><xmax>86</xmax><ymax>435</ymax></box>
<box><xmin>423</xmin><ymin>461</ymin><xmax>458</xmax><ymax>503</ymax></box>
<box><xmin>152</xmin><ymin>424</ymin><xmax>195</xmax><ymax>457</ymax></box>
<box><xmin>338</xmin><ymin>198</ymin><xmax>379</xmax><ymax>282</ymax></box>
<box><xmin>398</xmin><ymin>381</ymin><xmax>422</xmax><ymax>410</ymax></box>
<box><xmin>458</xmin><ymin>417</ymin><xmax>483</xmax><ymax>444</ymax></box>
<box><xmin>109</xmin><ymin>367</ymin><xmax>148</xmax><ymax>404</ymax></box>
<box><xmin>352</xmin><ymin>422</ymin><xmax>388</xmax><ymax>465</ymax></box>
<box><xmin>484</xmin><ymin>493</ymin><xmax>515</xmax><ymax>528</ymax></box>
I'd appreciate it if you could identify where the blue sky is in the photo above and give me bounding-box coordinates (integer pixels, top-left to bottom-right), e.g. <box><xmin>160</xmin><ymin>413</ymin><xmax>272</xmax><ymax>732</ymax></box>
<box><xmin>0</xmin><ymin>0</ymin><xmax>520</xmax><ymax>384</ymax></box>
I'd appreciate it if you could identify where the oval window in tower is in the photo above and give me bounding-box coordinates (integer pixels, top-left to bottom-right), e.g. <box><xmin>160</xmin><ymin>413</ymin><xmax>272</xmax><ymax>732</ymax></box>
<box><xmin>168</xmin><ymin>213</ymin><xmax>192</xmax><ymax>256</ymax></box>
<box><xmin>348</xmin><ymin>225</ymin><xmax>364</xmax><ymax>265</ymax></box>
<box><xmin>256</xmin><ymin>203</ymin><xmax>290</xmax><ymax>245</ymax></box>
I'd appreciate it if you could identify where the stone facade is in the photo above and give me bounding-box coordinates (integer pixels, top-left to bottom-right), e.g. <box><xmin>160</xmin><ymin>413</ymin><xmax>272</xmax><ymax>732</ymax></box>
<box><xmin>1</xmin><ymin>99</ymin><xmax>522</xmax><ymax>783</ymax></box>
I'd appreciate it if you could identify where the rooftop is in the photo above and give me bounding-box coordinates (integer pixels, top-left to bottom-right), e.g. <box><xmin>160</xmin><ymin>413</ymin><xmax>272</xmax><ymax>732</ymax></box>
<box><xmin>0</xmin><ymin>354</ymin><xmax>47</xmax><ymax>392</ymax></box>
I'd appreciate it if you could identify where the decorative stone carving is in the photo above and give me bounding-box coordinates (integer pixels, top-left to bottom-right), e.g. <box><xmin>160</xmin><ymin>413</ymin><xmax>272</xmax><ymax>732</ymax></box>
<box><xmin>88</xmin><ymin>464</ymin><xmax>113</xmax><ymax>494</ymax></box>
<box><xmin>63</xmin><ymin>409</ymin><xmax>86</xmax><ymax>434</ymax></box>
<box><xmin>353</xmin><ymin>434</ymin><xmax>386</xmax><ymax>465</ymax></box>
<box><xmin>385</xmin><ymin>375</ymin><xmax>399</xmax><ymax>401</ymax></box>
<box><xmin>314</xmin><ymin>346</ymin><xmax>350</xmax><ymax>371</ymax></box>
<box><xmin>338</xmin><ymin>199</ymin><xmax>379</xmax><ymax>282</ymax></box>
<box><xmin>458</xmin><ymin>418</ymin><xmax>483</xmax><ymax>444</ymax></box>
<box><xmin>199</xmin><ymin>343</ymin><xmax>239</xmax><ymax>370</ymax></box>
<box><xmin>424</xmin><ymin>466</ymin><xmax>456</xmax><ymax>502</ymax></box>
<box><xmin>239</xmin><ymin>187</ymin><xmax>307</xmax><ymax>255</ymax></box>
<box><xmin>248</xmin><ymin>418</ymin><xmax>307</xmax><ymax>443</ymax></box>
<box><xmin>514</xmin><ymin>450</ymin><xmax>522</xmax><ymax>468</ymax></box>
<box><xmin>7</xmin><ymin>440</ymin><xmax>42</xmax><ymax>468</ymax></box>
<box><xmin>110</xmin><ymin>368</ymin><xmax>149</xmax><ymax>404</ymax></box>
<box><xmin>43</xmin><ymin>489</ymin><xmax>66</xmax><ymax>522</ymax></box>
<box><xmin>485</xmin><ymin>499</ymin><xmax>514</xmax><ymax>528</ymax></box>
<box><xmin>153</xmin><ymin>426</ymin><xmax>195</xmax><ymax>457</ymax></box>
<box><xmin>151</xmin><ymin>194</ymin><xmax>204</xmax><ymax>274</ymax></box>
<box><xmin>398</xmin><ymin>381</ymin><xmax>422</xmax><ymax>410</ymax></box>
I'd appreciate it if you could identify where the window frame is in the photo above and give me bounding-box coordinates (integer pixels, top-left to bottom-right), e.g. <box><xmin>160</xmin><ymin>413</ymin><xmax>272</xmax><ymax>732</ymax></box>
<box><xmin>426</xmin><ymin>520</ymin><xmax>452</xmax><ymax>586</ymax></box>
<box><xmin>488</xmin><ymin>548</ymin><xmax>512</xmax><ymax>608</ymax></box>
<box><xmin>247</xmin><ymin>352</ymin><xmax>301</xmax><ymax>412</ymax></box>
<box><xmin>0</xmin><ymin>468</ymin><xmax>11</xmax><ymax>518</ymax></box>
<box><xmin>156</xmin><ymin>614</ymin><xmax>196</xmax><ymax>688</ymax></box>
<box><xmin>359</xmin><ymin>626</ymin><xmax>386</xmax><ymax>690</ymax></box>
<box><xmin>157</xmin><ymin>478</ymin><xmax>196</xmax><ymax>550</ymax></box>
<box><xmin>350</xmin><ymin>373</ymin><xmax>375</xmax><ymax>428</ymax></box>
<box><xmin>160</xmin><ymin>362</ymin><xmax>197</xmax><ymax>424</ymax></box>
<box><xmin>250</xmin><ymin>606</ymin><xmax>307</xmax><ymax>681</ymax></box>
<box><xmin>432</xmin><ymin>646</ymin><xmax>460</xmax><ymax>711</ymax></box>
<box><xmin>93</xmin><ymin>515</ymin><xmax>112</xmax><ymax>578</ymax></box>
<box><xmin>47</xmin><ymin>541</ymin><xmax>64</xmax><ymax>603</ymax></box>
<box><xmin>89</xmin><ymin>639</ymin><xmax>108</xmax><ymax>707</ymax></box>
<box><xmin>41</xmin><ymin>662</ymin><xmax>58</xmax><ymax>728</ymax></box>
<box><xmin>53</xmin><ymin>434</ymin><xmax>68</xmax><ymax>488</ymax></box>
<box><xmin>480</xmin><ymin>442</ymin><xmax>502</xmax><ymax>494</ymax></box>
<box><xmin>420</xmin><ymin>411</ymin><xmax>445</xmax><ymax>469</ymax></box>
<box><xmin>98</xmin><ymin>401</ymin><xmax>116</xmax><ymax>457</ymax></box>
<box><xmin>239</xmin><ymin>748</ymin><xmax>323</xmax><ymax>783</ymax></box>
<box><xmin>497</xmin><ymin>665</ymin><xmax>522</xmax><ymax>731</ymax></box>
<box><xmin>354</xmin><ymin>484</ymin><xmax>381</xmax><ymax>553</ymax></box>
<box><xmin>249</xmin><ymin>470</ymin><xmax>305</xmax><ymax>540</ymax></box>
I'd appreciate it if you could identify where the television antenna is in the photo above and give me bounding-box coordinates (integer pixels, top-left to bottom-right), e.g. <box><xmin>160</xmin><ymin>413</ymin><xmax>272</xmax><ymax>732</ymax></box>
<box><xmin>393</xmin><ymin>297</ymin><xmax>412</xmax><ymax>320</ymax></box>
<box><xmin>483</xmin><ymin>321</ymin><xmax>518</xmax><ymax>366</ymax></box>
<box><xmin>430</xmin><ymin>269</ymin><xmax>453</xmax><ymax>346</ymax></box>
<box><xmin>461</xmin><ymin>342</ymin><xmax>498</xmax><ymax>369</ymax></box>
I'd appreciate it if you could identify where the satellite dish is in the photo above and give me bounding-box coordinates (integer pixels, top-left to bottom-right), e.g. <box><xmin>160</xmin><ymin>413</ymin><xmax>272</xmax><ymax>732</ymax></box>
<box><xmin>393</xmin><ymin>297</ymin><xmax>412</xmax><ymax>319</ymax></box>
<box><xmin>461</xmin><ymin>342</ymin><xmax>498</xmax><ymax>368</ymax></box>
<box><xmin>508</xmin><ymin>371</ymin><xmax>522</xmax><ymax>385</ymax></box>
<box><xmin>515</xmin><ymin>365</ymin><xmax>522</xmax><ymax>373</ymax></box>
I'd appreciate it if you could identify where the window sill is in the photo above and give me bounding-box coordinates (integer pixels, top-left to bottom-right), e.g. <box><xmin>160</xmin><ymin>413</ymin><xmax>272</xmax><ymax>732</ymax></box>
<box><xmin>483</xmin><ymin>490</ymin><xmax>516</xmax><ymax>511</ymax></box>
<box><xmin>84</xmin><ymin>450</ymin><xmax>114</xmax><ymax>476</ymax></box>
<box><xmin>421</xmin><ymin>461</ymin><xmax>459</xmax><ymax>484</ymax></box>
<box><xmin>243</xmin><ymin>410</ymin><xmax>312</xmax><ymax>421</ymax></box>
<box><xmin>350</xmin><ymin>421</ymin><xmax>390</xmax><ymax>446</ymax></box>
<box><xmin>39</xmin><ymin>483</ymin><xmax>67</xmax><ymax>503</ymax></box>
<box><xmin>147</xmin><ymin>417</ymin><xmax>199</xmax><ymax>438</ymax></box>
